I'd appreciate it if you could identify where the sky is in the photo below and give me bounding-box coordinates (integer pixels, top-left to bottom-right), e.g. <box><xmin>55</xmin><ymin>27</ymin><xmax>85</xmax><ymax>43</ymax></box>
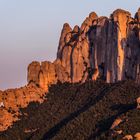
<box><xmin>0</xmin><ymin>0</ymin><xmax>139</xmax><ymax>90</ymax></box>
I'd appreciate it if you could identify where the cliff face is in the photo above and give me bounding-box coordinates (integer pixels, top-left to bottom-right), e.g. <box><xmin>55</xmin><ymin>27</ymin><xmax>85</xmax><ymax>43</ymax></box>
<box><xmin>28</xmin><ymin>8</ymin><xmax>140</xmax><ymax>91</ymax></box>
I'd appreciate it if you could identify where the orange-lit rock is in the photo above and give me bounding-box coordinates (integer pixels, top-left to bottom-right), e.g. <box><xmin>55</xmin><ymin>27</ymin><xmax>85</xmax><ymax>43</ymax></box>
<box><xmin>0</xmin><ymin>108</ymin><xmax>18</xmax><ymax>131</ymax></box>
<box><xmin>57</xmin><ymin>23</ymin><xmax>72</xmax><ymax>59</ymax></box>
<box><xmin>110</xmin><ymin>118</ymin><xmax>123</xmax><ymax>130</ymax></box>
<box><xmin>0</xmin><ymin>7</ymin><xmax>140</xmax><ymax>132</ymax></box>
<box><xmin>27</xmin><ymin>61</ymin><xmax>40</xmax><ymax>85</ymax></box>
<box><xmin>39</xmin><ymin>61</ymin><xmax>57</xmax><ymax>91</ymax></box>
<box><xmin>122</xmin><ymin>135</ymin><xmax>133</xmax><ymax>140</ymax></box>
<box><xmin>92</xmin><ymin>69</ymin><xmax>99</xmax><ymax>81</ymax></box>
<box><xmin>112</xmin><ymin>9</ymin><xmax>131</xmax><ymax>81</ymax></box>
<box><xmin>0</xmin><ymin>84</ymin><xmax>45</xmax><ymax>131</ymax></box>
<box><xmin>27</xmin><ymin>8</ymin><xmax>140</xmax><ymax>91</ymax></box>
<box><xmin>134</xmin><ymin>132</ymin><xmax>140</xmax><ymax>140</ymax></box>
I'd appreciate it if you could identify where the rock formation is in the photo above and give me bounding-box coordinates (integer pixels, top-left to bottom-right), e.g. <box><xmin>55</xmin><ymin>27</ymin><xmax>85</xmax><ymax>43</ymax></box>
<box><xmin>28</xmin><ymin>8</ymin><xmax>140</xmax><ymax>91</ymax></box>
<box><xmin>110</xmin><ymin>118</ymin><xmax>123</xmax><ymax>130</ymax></box>
<box><xmin>122</xmin><ymin>135</ymin><xmax>133</xmax><ymax>140</ymax></box>
<box><xmin>134</xmin><ymin>133</ymin><xmax>140</xmax><ymax>140</ymax></box>
<box><xmin>0</xmin><ymin>7</ymin><xmax>139</xmax><ymax>134</ymax></box>
<box><xmin>0</xmin><ymin>84</ymin><xmax>45</xmax><ymax>131</ymax></box>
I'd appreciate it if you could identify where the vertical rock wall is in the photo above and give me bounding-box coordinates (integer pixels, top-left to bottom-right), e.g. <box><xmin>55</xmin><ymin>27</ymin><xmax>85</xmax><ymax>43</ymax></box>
<box><xmin>27</xmin><ymin>8</ymin><xmax>140</xmax><ymax>91</ymax></box>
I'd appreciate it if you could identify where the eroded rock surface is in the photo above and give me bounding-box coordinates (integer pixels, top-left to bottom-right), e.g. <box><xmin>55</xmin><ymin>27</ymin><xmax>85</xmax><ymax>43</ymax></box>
<box><xmin>28</xmin><ymin>8</ymin><xmax>140</xmax><ymax>91</ymax></box>
<box><xmin>0</xmin><ymin>84</ymin><xmax>45</xmax><ymax>131</ymax></box>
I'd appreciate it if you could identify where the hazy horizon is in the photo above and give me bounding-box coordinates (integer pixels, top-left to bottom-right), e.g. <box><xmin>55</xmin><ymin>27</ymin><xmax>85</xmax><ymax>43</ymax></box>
<box><xmin>0</xmin><ymin>0</ymin><xmax>140</xmax><ymax>90</ymax></box>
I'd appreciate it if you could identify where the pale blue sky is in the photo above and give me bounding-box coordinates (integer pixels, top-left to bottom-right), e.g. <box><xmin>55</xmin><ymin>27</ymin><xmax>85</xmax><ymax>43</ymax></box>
<box><xmin>0</xmin><ymin>0</ymin><xmax>139</xmax><ymax>90</ymax></box>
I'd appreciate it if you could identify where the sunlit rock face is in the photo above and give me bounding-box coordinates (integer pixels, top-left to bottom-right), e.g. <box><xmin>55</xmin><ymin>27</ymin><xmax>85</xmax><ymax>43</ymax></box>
<box><xmin>39</xmin><ymin>61</ymin><xmax>57</xmax><ymax>91</ymax></box>
<box><xmin>106</xmin><ymin>9</ymin><xmax>131</xmax><ymax>82</ymax></box>
<box><xmin>28</xmin><ymin>61</ymin><xmax>57</xmax><ymax>91</ymax></box>
<box><xmin>57</xmin><ymin>23</ymin><xmax>72</xmax><ymax>59</ymax></box>
<box><xmin>0</xmin><ymin>84</ymin><xmax>45</xmax><ymax>131</ymax></box>
<box><xmin>27</xmin><ymin>61</ymin><xmax>41</xmax><ymax>85</ymax></box>
<box><xmin>28</xmin><ymin>8</ymin><xmax>140</xmax><ymax>91</ymax></box>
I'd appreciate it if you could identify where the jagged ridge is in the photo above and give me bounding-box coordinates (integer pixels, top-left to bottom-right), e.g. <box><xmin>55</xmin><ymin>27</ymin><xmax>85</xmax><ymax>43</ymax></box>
<box><xmin>28</xmin><ymin>8</ymin><xmax>140</xmax><ymax>91</ymax></box>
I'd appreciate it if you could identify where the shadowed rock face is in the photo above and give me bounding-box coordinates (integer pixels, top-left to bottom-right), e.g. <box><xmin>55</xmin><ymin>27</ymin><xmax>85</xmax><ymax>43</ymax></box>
<box><xmin>27</xmin><ymin>8</ymin><xmax>140</xmax><ymax>91</ymax></box>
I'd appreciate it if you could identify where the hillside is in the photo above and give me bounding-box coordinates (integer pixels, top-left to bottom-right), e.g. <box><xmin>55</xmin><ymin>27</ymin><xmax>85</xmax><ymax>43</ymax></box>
<box><xmin>0</xmin><ymin>7</ymin><xmax>139</xmax><ymax>139</ymax></box>
<box><xmin>0</xmin><ymin>84</ymin><xmax>45</xmax><ymax>132</ymax></box>
<box><xmin>0</xmin><ymin>80</ymin><xmax>140</xmax><ymax>140</ymax></box>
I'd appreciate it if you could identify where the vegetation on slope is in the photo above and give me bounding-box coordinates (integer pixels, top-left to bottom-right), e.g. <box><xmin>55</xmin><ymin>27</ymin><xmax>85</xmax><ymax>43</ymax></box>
<box><xmin>0</xmin><ymin>80</ymin><xmax>140</xmax><ymax>140</ymax></box>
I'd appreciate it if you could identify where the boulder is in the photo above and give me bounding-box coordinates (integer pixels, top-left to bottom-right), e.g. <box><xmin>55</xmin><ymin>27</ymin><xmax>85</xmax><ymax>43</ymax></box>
<box><xmin>110</xmin><ymin>118</ymin><xmax>123</xmax><ymax>130</ymax></box>
<box><xmin>134</xmin><ymin>133</ymin><xmax>140</xmax><ymax>140</ymax></box>
<box><xmin>122</xmin><ymin>135</ymin><xmax>133</xmax><ymax>140</ymax></box>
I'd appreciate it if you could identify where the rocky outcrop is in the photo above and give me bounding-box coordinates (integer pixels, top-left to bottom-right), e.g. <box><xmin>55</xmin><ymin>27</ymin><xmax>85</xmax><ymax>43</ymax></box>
<box><xmin>122</xmin><ymin>135</ymin><xmax>133</xmax><ymax>140</ymax></box>
<box><xmin>134</xmin><ymin>133</ymin><xmax>140</xmax><ymax>140</ymax></box>
<box><xmin>27</xmin><ymin>61</ymin><xmax>57</xmax><ymax>91</ymax></box>
<box><xmin>0</xmin><ymin>84</ymin><xmax>45</xmax><ymax>131</ymax></box>
<box><xmin>122</xmin><ymin>133</ymin><xmax>140</xmax><ymax>140</ymax></box>
<box><xmin>110</xmin><ymin>118</ymin><xmax>123</xmax><ymax>130</ymax></box>
<box><xmin>57</xmin><ymin>23</ymin><xmax>72</xmax><ymax>59</ymax></box>
<box><xmin>27</xmin><ymin>8</ymin><xmax>140</xmax><ymax>91</ymax></box>
<box><xmin>27</xmin><ymin>61</ymin><xmax>41</xmax><ymax>85</ymax></box>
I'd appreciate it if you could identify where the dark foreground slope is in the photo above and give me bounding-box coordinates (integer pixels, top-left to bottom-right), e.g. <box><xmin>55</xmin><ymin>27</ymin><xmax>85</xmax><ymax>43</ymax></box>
<box><xmin>0</xmin><ymin>80</ymin><xmax>140</xmax><ymax>140</ymax></box>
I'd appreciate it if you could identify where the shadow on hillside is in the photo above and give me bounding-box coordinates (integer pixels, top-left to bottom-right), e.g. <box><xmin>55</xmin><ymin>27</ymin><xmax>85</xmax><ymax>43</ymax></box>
<box><xmin>1</xmin><ymin>80</ymin><xmax>140</xmax><ymax>140</ymax></box>
<box><xmin>41</xmin><ymin>84</ymin><xmax>121</xmax><ymax>140</ymax></box>
<box><xmin>88</xmin><ymin>103</ymin><xmax>136</xmax><ymax>139</ymax></box>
